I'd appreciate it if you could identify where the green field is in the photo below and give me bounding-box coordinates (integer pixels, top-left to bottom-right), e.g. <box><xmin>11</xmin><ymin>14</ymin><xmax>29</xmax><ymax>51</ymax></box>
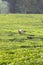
<box><xmin>0</xmin><ymin>14</ymin><xmax>43</xmax><ymax>65</ymax></box>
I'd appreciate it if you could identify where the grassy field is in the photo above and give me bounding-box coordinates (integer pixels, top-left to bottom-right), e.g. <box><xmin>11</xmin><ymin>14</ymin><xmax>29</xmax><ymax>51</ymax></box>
<box><xmin>0</xmin><ymin>14</ymin><xmax>43</xmax><ymax>65</ymax></box>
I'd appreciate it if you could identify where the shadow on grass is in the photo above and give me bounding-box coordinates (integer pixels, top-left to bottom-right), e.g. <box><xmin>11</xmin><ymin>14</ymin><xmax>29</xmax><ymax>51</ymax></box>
<box><xmin>8</xmin><ymin>34</ymin><xmax>35</xmax><ymax>42</ymax></box>
<box><xmin>0</xmin><ymin>32</ymin><xmax>43</xmax><ymax>42</ymax></box>
<box><xmin>0</xmin><ymin>36</ymin><xmax>43</xmax><ymax>42</ymax></box>
<box><xmin>8</xmin><ymin>38</ymin><xmax>27</xmax><ymax>42</ymax></box>
<box><xmin>5</xmin><ymin>31</ymin><xmax>17</xmax><ymax>36</ymax></box>
<box><xmin>20</xmin><ymin>45</ymin><xmax>43</xmax><ymax>48</ymax></box>
<box><xmin>27</xmin><ymin>34</ymin><xmax>43</xmax><ymax>41</ymax></box>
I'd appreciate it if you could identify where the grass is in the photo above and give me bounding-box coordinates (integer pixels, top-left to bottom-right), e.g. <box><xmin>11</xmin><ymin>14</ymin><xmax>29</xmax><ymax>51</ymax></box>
<box><xmin>0</xmin><ymin>14</ymin><xmax>43</xmax><ymax>65</ymax></box>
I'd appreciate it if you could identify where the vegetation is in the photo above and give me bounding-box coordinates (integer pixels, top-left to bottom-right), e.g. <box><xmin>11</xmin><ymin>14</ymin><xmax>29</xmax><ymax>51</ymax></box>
<box><xmin>0</xmin><ymin>14</ymin><xmax>43</xmax><ymax>65</ymax></box>
<box><xmin>0</xmin><ymin>0</ymin><xmax>43</xmax><ymax>13</ymax></box>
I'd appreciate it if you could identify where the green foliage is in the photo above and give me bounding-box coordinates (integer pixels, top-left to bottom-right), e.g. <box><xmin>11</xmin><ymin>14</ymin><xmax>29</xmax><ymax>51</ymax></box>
<box><xmin>0</xmin><ymin>0</ymin><xmax>43</xmax><ymax>13</ymax></box>
<box><xmin>0</xmin><ymin>0</ymin><xmax>10</xmax><ymax>14</ymax></box>
<box><xmin>0</xmin><ymin>14</ymin><xmax>43</xmax><ymax>65</ymax></box>
<box><xmin>8</xmin><ymin>0</ymin><xmax>43</xmax><ymax>13</ymax></box>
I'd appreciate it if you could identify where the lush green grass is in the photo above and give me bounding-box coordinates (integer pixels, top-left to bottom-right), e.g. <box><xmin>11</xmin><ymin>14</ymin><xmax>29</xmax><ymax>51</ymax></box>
<box><xmin>0</xmin><ymin>14</ymin><xmax>43</xmax><ymax>65</ymax></box>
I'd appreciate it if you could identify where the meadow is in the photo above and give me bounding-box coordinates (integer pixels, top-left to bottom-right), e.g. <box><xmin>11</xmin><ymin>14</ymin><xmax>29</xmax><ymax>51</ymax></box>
<box><xmin>0</xmin><ymin>14</ymin><xmax>43</xmax><ymax>65</ymax></box>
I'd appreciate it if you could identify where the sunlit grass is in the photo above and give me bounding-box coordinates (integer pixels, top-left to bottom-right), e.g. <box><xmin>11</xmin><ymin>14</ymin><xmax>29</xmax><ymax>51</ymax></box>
<box><xmin>0</xmin><ymin>14</ymin><xmax>43</xmax><ymax>65</ymax></box>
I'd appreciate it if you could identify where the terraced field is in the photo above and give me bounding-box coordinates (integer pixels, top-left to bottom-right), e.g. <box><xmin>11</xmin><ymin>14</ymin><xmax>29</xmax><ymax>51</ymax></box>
<box><xmin>0</xmin><ymin>14</ymin><xmax>43</xmax><ymax>65</ymax></box>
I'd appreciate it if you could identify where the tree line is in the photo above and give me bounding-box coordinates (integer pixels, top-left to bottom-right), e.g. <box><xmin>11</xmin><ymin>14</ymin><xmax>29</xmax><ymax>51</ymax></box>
<box><xmin>0</xmin><ymin>0</ymin><xmax>43</xmax><ymax>13</ymax></box>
